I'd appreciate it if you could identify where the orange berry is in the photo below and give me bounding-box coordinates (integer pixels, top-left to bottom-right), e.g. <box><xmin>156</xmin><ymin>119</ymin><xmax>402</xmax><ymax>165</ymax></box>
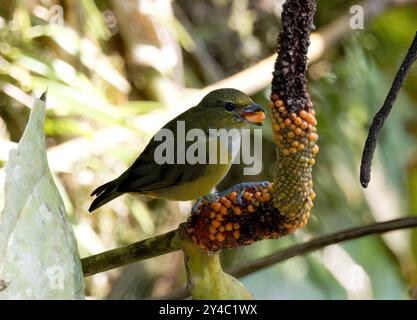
<box><xmin>216</xmin><ymin>214</ymin><xmax>225</xmax><ymax>221</ymax></box>
<box><xmin>211</xmin><ymin>203</ymin><xmax>222</xmax><ymax>212</ymax></box>
<box><xmin>284</xmin><ymin>118</ymin><xmax>291</xmax><ymax>126</ymax></box>
<box><xmin>282</xmin><ymin>149</ymin><xmax>290</xmax><ymax>156</ymax></box>
<box><xmin>276</xmin><ymin>100</ymin><xmax>284</xmax><ymax>107</ymax></box>
<box><xmin>216</xmin><ymin>232</ymin><xmax>226</xmax><ymax>242</ymax></box>
<box><xmin>298</xmin><ymin>144</ymin><xmax>305</xmax><ymax>151</ymax></box>
<box><xmin>312</xmin><ymin>144</ymin><xmax>319</xmax><ymax>155</ymax></box>
<box><xmin>308</xmin><ymin>133</ymin><xmax>319</xmax><ymax>141</ymax></box>
<box><xmin>211</xmin><ymin>219</ymin><xmax>221</xmax><ymax>228</ymax></box>
<box><xmin>300</xmin><ymin>121</ymin><xmax>308</xmax><ymax>129</ymax></box>
<box><xmin>255</xmin><ymin>192</ymin><xmax>262</xmax><ymax>199</ymax></box>
<box><xmin>288</xmin><ymin>131</ymin><xmax>295</xmax><ymax>138</ymax></box>
<box><xmin>233</xmin><ymin>223</ymin><xmax>241</xmax><ymax>230</ymax></box>
<box><xmin>220</xmin><ymin>197</ymin><xmax>227</xmax><ymax>203</ymax></box>
<box><xmin>295</xmin><ymin>128</ymin><xmax>302</xmax><ymax>135</ymax></box>
<box><xmin>233</xmin><ymin>207</ymin><xmax>242</xmax><ymax>215</ymax></box>
<box><xmin>299</xmin><ymin>110</ymin><xmax>307</xmax><ymax>119</ymax></box>
<box><xmin>248</xmin><ymin>204</ymin><xmax>255</xmax><ymax>213</ymax></box>
<box><xmin>262</xmin><ymin>193</ymin><xmax>271</xmax><ymax>202</ymax></box>
<box><xmin>283</xmin><ymin>222</ymin><xmax>294</xmax><ymax>229</ymax></box>
<box><xmin>209</xmin><ymin>234</ymin><xmax>216</xmax><ymax>240</ymax></box>
<box><xmin>225</xmin><ymin>223</ymin><xmax>233</xmax><ymax>231</ymax></box>
<box><xmin>229</xmin><ymin>192</ymin><xmax>237</xmax><ymax>201</ymax></box>
<box><xmin>305</xmin><ymin>113</ymin><xmax>317</xmax><ymax>125</ymax></box>
<box><xmin>289</xmin><ymin>147</ymin><xmax>297</xmax><ymax>154</ymax></box>
<box><xmin>209</xmin><ymin>226</ymin><xmax>217</xmax><ymax>234</ymax></box>
<box><xmin>233</xmin><ymin>230</ymin><xmax>240</xmax><ymax>239</ymax></box>
<box><xmin>220</xmin><ymin>206</ymin><xmax>228</xmax><ymax>215</ymax></box>
<box><xmin>294</xmin><ymin>117</ymin><xmax>302</xmax><ymax>125</ymax></box>
<box><xmin>224</xmin><ymin>200</ymin><xmax>232</xmax><ymax>208</ymax></box>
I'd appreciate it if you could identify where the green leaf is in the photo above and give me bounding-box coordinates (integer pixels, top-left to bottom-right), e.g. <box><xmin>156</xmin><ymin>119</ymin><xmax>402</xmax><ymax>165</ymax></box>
<box><xmin>0</xmin><ymin>93</ymin><xmax>84</xmax><ymax>299</ymax></box>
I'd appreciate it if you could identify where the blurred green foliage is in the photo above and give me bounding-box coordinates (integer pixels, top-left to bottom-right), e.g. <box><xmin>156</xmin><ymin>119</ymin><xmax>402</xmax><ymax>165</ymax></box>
<box><xmin>0</xmin><ymin>0</ymin><xmax>417</xmax><ymax>299</ymax></box>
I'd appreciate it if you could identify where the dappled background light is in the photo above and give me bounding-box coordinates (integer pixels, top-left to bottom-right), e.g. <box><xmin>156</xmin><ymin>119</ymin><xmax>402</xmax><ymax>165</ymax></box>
<box><xmin>0</xmin><ymin>0</ymin><xmax>417</xmax><ymax>299</ymax></box>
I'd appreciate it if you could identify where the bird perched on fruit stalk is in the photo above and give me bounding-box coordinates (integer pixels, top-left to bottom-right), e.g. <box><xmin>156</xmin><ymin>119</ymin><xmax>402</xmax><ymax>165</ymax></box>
<box><xmin>89</xmin><ymin>88</ymin><xmax>266</xmax><ymax>213</ymax></box>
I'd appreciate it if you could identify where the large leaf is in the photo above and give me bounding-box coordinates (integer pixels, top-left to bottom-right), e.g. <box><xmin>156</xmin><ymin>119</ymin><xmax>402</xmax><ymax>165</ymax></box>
<box><xmin>0</xmin><ymin>93</ymin><xmax>84</xmax><ymax>299</ymax></box>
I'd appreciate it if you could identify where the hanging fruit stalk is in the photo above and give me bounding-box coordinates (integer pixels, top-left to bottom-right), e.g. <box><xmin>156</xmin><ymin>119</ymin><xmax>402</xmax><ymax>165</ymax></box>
<box><xmin>184</xmin><ymin>0</ymin><xmax>318</xmax><ymax>252</ymax></box>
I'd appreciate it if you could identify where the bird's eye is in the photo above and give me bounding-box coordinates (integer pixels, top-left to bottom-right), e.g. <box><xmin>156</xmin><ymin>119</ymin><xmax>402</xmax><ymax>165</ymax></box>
<box><xmin>224</xmin><ymin>102</ymin><xmax>235</xmax><ymax>112</ymax></box>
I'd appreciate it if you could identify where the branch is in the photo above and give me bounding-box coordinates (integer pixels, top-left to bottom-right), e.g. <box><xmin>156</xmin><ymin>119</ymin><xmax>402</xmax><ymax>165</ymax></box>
<box><xmin>360</xmin><ymin>31</ymin><xmax>417</xmax><ymax>187</ymax></box>
<box><xmin>81</xmin><ymin>230</ymin><xmax>178</xmax><ymax>277</ymax></box>
<box><xmin>159</xmin><ymin>216</ymin><xmax>417</xmax><ymax>300</ymax></box>
<box><xmin>81</xmin><ymin>216</ymin><xmax>417</xmax><ymax>282</ymax></box>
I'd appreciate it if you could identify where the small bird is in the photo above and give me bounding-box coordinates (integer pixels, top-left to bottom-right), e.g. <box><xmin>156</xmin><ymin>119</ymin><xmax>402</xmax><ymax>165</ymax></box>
<box><xmin>89</xmin><ymin>88</ymin><xmax>265</xmax><ymax>212</ymax></box>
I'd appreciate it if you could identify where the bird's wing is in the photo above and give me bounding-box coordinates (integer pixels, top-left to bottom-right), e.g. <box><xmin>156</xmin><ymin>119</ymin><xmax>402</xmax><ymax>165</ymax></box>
<box><xmin>118</xmin><ymin>145</ymin><xmax>209</xmax><ymax>193</ymax></box>
<box><xmin>116</xmin><ymin>107</ymin><xmax>210</xmax><ymax>192</ymax></box>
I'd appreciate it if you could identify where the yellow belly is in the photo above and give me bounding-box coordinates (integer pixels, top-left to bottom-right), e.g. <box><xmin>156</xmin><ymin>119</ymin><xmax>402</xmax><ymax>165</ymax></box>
<box><xmin>143</xmin><ymin>131</ymin><xmax>239</xmax><ymax>201</ymax></box>
<box><xmin>145</xmin><ymin>162</ymin><xmax>231</xmax><ymax>201</ymax></box>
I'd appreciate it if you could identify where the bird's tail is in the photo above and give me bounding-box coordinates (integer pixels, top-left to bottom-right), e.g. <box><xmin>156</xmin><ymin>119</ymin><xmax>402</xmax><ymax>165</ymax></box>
<box><xmin>89</xmin><ymin>179</ymin><xmax>123</xmax><ymax>212</ymax></box>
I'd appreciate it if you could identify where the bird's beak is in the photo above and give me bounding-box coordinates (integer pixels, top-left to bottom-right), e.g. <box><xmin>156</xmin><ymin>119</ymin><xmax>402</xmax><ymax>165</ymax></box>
<box><xmin>240</xmin><ymin>103</ymin><xmax>266</xmax><ymax>126</ymax></box>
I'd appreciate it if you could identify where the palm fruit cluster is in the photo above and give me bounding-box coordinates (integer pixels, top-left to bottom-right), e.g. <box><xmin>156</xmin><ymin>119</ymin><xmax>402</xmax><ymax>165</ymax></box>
<box><xmin>185</xmin><ymin>183</ymin><xmax>295</xmax><ymax>253</ymax></box>
<box><xmin>269</xmin><ymin>93</ymin><xmax>318</xmax><ymax>232</ymax></box>
<box><xmin>184</xmin><ymin>94</ymin><xmax>318</xmax><ymax>253</ymax></box>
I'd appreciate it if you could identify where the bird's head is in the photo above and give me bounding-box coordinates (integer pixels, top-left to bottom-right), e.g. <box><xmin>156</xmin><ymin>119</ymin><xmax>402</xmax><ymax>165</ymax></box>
<box><xmin>197</xmin><ymin>88</ymin><xmax>266</xmax><ymax>128</ymax></box>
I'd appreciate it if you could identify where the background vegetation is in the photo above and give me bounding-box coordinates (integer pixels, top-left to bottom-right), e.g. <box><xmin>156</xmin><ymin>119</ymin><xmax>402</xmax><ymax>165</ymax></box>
<box><xmin>0</xmin><ymin>0</ymin><xmax>417</xmax><ymax>299</ymax></box>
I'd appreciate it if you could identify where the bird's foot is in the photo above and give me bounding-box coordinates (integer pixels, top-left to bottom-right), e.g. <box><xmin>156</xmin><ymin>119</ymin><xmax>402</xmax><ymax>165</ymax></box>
<box><xmin>191</xmin><ymin>182</ymin><xmax>269</xmax><ymax>213</ymax></box>
<box><xmin>217</xmin><ymin>181</ymin><xmax>270</xmax><ymax>205</ymax></box>
<box><xmin>191</xmin><ymin>193</ymin><xmax>219</xmax><ymax>214</ymax></box>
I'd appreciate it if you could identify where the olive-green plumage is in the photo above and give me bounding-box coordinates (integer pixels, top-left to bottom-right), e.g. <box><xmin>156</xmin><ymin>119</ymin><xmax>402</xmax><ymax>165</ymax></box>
<box><xmin>89</xmin><ymin>88</ymin><xmax>265</xmax><ymax>212</ymax></box>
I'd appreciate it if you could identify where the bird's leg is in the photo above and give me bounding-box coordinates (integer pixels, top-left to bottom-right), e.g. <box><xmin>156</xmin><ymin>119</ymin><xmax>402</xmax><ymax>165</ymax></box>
<box><xmin>191</xmin><ymin>193</ymin><xmax>219</xmax><ymax>214</ymax></box>
<box><xmin>217</xmin><ymin>181</ymin><xmax>270</xmax><ymax>204</ymax></box>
